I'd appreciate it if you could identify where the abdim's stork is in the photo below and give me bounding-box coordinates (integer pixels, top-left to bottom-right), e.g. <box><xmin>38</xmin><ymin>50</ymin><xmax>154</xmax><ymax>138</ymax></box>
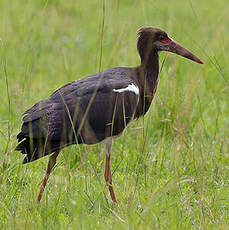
<box><xmin>16</xmin><ymin>27</ymin><xmax>203</xmax><ymax>204</ymax></box>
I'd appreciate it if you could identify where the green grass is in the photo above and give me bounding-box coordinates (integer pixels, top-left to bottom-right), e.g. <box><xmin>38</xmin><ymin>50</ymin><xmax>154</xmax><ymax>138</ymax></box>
<box><xmin>0</xmin><ymin>0</ymin><xmax>229</xmax><ymax>229</ymax></box>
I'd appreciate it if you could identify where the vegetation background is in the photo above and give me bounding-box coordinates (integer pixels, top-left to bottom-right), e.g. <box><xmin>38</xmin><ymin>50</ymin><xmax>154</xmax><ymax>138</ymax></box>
<box><xmin>0</xmin><ymin>0</ymin><xmax>228</xmax><ymax>229</ymax></box>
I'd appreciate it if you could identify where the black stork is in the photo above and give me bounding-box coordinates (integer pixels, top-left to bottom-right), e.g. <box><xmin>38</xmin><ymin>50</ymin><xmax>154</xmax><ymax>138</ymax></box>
<box><xmin>16</xmin><ymin>27</ymin><xmax>203</xmax><ymax>204</ymax></box>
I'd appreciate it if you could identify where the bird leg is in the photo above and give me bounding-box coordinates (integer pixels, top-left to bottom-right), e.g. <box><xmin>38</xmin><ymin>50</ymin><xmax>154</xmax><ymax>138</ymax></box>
<box><xmin>37</xmin><ymin>150</ymin><xmax>60</xmax><ymax>204</ymax></box>
<box><xmin>104</xmin><ymin>139</ymin><xmax>117</xmax><ymax>203</ymax></box>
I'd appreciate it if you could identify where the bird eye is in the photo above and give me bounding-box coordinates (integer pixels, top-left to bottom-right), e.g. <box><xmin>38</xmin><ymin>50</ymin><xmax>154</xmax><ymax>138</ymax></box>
<box><xmin>159</xmin><ymin>35</ymin><xmax>165</xmax><ymax>41</ymax></box>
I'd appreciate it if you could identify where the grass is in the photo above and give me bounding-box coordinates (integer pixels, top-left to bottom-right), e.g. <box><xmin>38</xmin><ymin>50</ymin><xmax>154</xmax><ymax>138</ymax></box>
<box><xmin>0</xmin><ymin>0</ymin><xmax>229</xmax><ymax>229</ymax></box>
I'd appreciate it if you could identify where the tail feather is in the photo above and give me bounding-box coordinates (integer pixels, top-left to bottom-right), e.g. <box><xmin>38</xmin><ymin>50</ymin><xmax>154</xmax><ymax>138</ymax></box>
<box><xmin>16</xmin><ymin>133</ymin><xmax>62</xmax><ymax>164</ymax></box>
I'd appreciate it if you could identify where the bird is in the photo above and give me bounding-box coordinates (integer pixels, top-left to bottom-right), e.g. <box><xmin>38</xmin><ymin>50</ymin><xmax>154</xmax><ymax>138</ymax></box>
<box><xmin>16</xmin><ymin>27</ymin><xmax>203</xmax><ymax>204</ymax></box>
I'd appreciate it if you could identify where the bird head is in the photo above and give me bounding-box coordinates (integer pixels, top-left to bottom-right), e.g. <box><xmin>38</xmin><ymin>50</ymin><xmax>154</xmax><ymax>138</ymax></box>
<box><xmin>137</xmin><ymin>27</ymin><xmax>203</xmax><ymax>64</ymax></box>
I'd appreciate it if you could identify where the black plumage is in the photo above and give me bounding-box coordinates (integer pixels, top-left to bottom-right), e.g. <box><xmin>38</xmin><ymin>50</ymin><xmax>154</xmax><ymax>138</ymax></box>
<box><xmin>16</xmin><ymin>68</ymin><xmax>139</xmax><ymax>163</ymax></box>
<box><xmin>16</xmin><ymin>27</ymin><xmax>203</xmax><ymax>203</ymax></box>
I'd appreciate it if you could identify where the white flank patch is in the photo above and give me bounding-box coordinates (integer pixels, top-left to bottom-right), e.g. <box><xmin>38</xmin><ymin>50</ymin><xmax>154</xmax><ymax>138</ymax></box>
<box><xmin>113</xmin><ymin>83</ymin><xmax>139</xmax><ymax>95</ymax></box>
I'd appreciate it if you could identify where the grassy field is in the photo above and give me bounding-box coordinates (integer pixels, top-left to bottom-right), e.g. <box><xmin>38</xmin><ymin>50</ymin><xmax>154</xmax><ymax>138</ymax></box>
<box><xmin>0</xmin><ymin>0</ymin><xmax>229</xmax><ymax>229</ymax></box>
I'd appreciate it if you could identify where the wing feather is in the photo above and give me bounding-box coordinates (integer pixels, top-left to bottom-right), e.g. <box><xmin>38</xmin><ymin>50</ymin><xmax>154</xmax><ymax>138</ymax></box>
<box><xmin>16</xmin><ymin>67</ymin><xmax>139</xmax><ymax>162</ymax></box>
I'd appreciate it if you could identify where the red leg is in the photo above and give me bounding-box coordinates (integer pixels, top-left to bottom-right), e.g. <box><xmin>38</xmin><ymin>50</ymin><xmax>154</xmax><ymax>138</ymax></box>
<box><xmin>104</xmin><ymin>140</ymin><xmax>117</xmax><ymax>203</ymax></box>
<box><xmin>37</xmin><ymin>151</ymin><xmax>60</xmax><ymax>204</ymax></box>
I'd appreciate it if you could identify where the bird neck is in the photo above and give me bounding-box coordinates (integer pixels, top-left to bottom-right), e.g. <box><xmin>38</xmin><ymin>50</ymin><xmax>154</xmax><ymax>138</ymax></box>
<box><xmin>135</xmin><ymin>49</ymin><xmax>159</xmax><ymax>118</ymax></box>
<box><xmin>140</xmin><ymin>48</ymin><xmax>160</xmax><ymax>98</ymax></box>
<box><xmin>137</xmin><ymin>36</ymin><xmax>159</xmax><ymax>81</ymax></box>
<box><xmin>142</xmin><ymin>48</ymin><xmax>159</xmax><ymax>85</ymax></box>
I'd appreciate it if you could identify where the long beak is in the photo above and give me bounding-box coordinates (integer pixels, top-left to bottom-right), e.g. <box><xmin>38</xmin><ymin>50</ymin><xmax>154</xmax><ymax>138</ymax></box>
<box><xmin>167</xmin><ymin>38</ymin><xmax>204</xmax><ymax>64</ymax></box>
